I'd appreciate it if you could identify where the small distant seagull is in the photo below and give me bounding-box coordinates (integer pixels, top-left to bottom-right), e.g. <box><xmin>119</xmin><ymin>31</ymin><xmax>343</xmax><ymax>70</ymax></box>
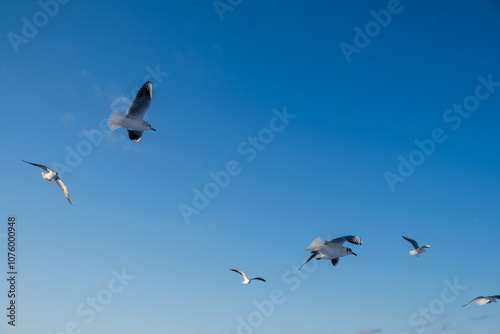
<box><xmin>229</xmin><ymin>269</ymin><xmax>266</xmax><ymax>285</ymax></box>
<box><xmin>463</xmin><ymin>295</ymin><xmax>500</xmax><ymax>307</ymax></box>
<box><xmin>402</xmin><ymin>236</ymin><xmax>430</xmax><ymax>258</ymax></box>
<box><xmin>107</xmin><ymin>81</ymin><xmax>156</xmax><ymax>142</ymax></box>
<box><xmin>299</xmin><ymin>235</ymin><xmax>362</xmax><ymax>269</ymax></box>
<box><xmin>22</xmin><ymin>160</ymin><xmax>72</xmax><ymax>205</ymax></box>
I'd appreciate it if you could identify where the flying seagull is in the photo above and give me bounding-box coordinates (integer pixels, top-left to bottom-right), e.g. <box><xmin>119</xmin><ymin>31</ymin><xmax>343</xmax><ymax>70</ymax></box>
<box><xmin>229</xmin><ymin>269</ymin><xmax>266</xmax><ymax>285</ymax></box>
<box><xmin>299</xmin><ymin>235</ymin><xmax>362</xmax><ymax>269</ymax></box>
<box><xmin>402</xmin><ymin>236</ymin><xmax>430</xmax><ymax>258</ymax></box>
<box><xmin>463</xmin><ymin>295</ymin><xmax>500</xmax><ymax>307</ymax></box>
<box><xmin>22</xmin><ymin>160</ymin><xmax>72</xmax><ymax>205</ymax></box>
<box><xmin>107</xmin><ymin>81</ymin><xmax>156</xmax><ymax>142</ymax></box>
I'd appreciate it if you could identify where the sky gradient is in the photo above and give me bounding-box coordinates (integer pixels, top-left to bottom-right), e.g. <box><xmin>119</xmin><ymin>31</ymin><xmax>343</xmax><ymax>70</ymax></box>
<box><xmin>1</xmin><ymin>1</ymin><xmax>500</xmax><ymax>333</ymax></box>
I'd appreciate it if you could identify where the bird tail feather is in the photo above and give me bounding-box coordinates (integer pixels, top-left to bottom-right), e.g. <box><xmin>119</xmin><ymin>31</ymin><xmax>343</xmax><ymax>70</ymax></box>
<box><xmin>107</xmin><ymin>111</ymin><xmax>125</xmax><ymax>130</ymax></box>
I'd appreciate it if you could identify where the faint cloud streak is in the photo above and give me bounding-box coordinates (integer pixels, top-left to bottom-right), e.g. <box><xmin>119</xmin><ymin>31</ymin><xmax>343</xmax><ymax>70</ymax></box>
<box><xmin>470</xmin><ymin>314</ymin><xmax>491</xmax><ymax>322</ymax></box>
<box><xmin>357</xmin><ymin>329</ymin><xmax>381</xmax><ymax>334</ymax></box>
<box><xmin>61</xmin><ymin>112</ymin><xmax>76</xmax><ymax>124</ymax></box>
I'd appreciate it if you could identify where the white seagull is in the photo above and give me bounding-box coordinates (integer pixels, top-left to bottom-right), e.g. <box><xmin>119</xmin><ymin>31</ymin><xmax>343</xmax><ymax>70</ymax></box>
<box><xmin>299</xmin><ymin>235</ymin><xmax>362</xmax><ymax>269</ymax></box>
<box><xmin>107</xmin><ymin>81</ymin><xmax>156</xmax><ymax>142</ymax></box>
<box><xmin>463</xmin><ymin>295</ymin><xmax>500</xmax><ymax>307</ymax></box>
<box><xmin>22</xmin><ymin>160</ymin><xmax>72</xmax><ymax>205</ymax></box>
<box><xmin>229</xmin><ymin>269</ymin><xmax>266</xmax><ymax>285</ymax></box>
<box><xmin>403</xmin><ymin>236</ymin><xmax>430</xmax><ymax>258</ymax></box>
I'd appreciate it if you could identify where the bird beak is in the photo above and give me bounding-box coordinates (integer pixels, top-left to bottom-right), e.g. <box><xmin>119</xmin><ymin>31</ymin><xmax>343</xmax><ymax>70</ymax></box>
<box><xmin>352</xmin><ymin>252</ymin><xmax>357</xmax><ymax>256</ymax></box>
<box><xmin>152</xmin><ymin>128</ymin><xmax>156</xmax><ymax>131</ymax></box>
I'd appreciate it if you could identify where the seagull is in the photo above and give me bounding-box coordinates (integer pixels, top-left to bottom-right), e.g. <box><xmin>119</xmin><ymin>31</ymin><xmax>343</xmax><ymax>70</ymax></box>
<box><xmin>229</xmin><ymin>269</ymin><xmax>266</xmax><ymax>285</ymax></box>
<box><xmin>299</xmin><ymin>235</ymin><xmax>362</xmax><ymax>269</ymax></box>
<box><xmin>22</xmin><ymin>160</ymin><xmax>72</xmax><ymax>205</ymax></box>
<box><xmin>402</xmin><ymin>236</ymin><xmax>430</xmax><ymax>258</ymax></box>
<box><xmin>107</xmin><ymin>81</ymin><xmax>156</xmax><ymax>142</ymax></box>
<box><xmin>463</xmin><ymin>295</ymin><xmax>500</xmax><ymax>307</ymax></box>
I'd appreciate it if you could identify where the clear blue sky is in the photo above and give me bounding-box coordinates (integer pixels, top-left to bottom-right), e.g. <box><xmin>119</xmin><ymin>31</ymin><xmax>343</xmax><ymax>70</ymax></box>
<box><xmin>1</xmin><ymin>1</ymin><xmax>500</xmax><ymax>333</ymax></box>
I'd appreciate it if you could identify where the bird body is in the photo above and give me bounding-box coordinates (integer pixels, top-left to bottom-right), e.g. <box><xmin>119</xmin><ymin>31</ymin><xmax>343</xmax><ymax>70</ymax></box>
<box><xmin>41</xmin><ymin>170</ymin><xmax>57</xmax><ymax>180</ymax></box>
<box><xmin>107</xmin><ymin>81</ymin><xmax>156</xmax><ymax>141</ymax></box>
<box><xmin>229</xmin><ymin>269</ymin><xmax>266</xmax><ymax>285</ymax></box>
<box><xmin>22</xmin><ymin>160</ymin><xmax>72</xmax><ymax>205</ymax></box>
<box><xmin>463</xmin><ymin>295</ymin><xmax>500</xmax><ymax>307</ymax></box>
<box><xmin>402</xmin><ymin>236</ymin><xmax>430</xmax><ymax>258</ymax></box>
<box><xmin>300</xmin><ymin>235</ymin><xmax>362</xmax><ymax>269</ymax></box>
<box><xmin>108</xmin><ymin>111</ymin><xmax>154</xmax><ymax>132</ymax></box>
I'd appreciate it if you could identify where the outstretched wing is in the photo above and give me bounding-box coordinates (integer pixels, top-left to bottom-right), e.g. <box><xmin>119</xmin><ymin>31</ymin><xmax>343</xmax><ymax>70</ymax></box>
<box><xmin>125</xmin><ymin>81</ymin><xmax>152</xmax><ymax>121</ymax></box>
<box><xmin>327</xmin><ymin>235</ymin><xmax>362</xmax><ymax>247</ymax></box>
<box><xmin>306</xmin><ymin>237</ymin><xmax>324</xmax><ymax>251</ymax></box>
<box><xmin>22</xmin><ymin>160</ymin><xmax>51</xmax><ymax>173</ymax></box>
<box><xmin>250</xmin><ymin>277</ymin><xmax>266</xmax><ymax>282</ymax></box>
<box><xmin>462</xmin><ymin>296</ymin><xmax>482</xmax><ymax>307</ymax></box>
<box><xmin>127</xmin><ymin>129</ymin><xmax>144</xmax><ymax>142</ymax></box>
<box><xmin>55</xmin><ymin>177</ymin><xmax>72</xmax><ymax>205</ymax></box>
<box><xmin>403</xmin><ymin>236</ymin><xmax>419</xmax><ymax>249</ymax></box>
<box><xmin>229</xmin><ymin>269</ymin><xmax>247</xmax><ymax>281</ymax></box>
<box><xmin>299</xmin><ymin>252</ymin><xmax>319</xmax><ymax>270</ymax></box>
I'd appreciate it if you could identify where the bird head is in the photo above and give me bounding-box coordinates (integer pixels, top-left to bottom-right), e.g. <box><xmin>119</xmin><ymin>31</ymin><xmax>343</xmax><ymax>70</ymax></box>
<box><xmin>347</xmin><ymin>247</ymin><xmax>357</xmax><ymax>256</ymax></box>
<box><xmin>143</xmin><ymin>121</ymin><xmax>156</xmax><ymax>131</ymax></box>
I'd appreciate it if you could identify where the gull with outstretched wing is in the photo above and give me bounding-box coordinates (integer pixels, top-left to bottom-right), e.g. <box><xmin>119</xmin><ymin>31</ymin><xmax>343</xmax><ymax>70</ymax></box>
<box><xmin>463</xmin><ymin>295</ymin><xmax>500</xmax><ymax>307</ymax></box>
<box><xmin>107</xmin><ymin>81</ymin><xmax>156</xmax><ymax>142</ymax></box>
<box><xmin>402</xmin><ymin>236</ymin><xmax>430</xmax><ymax>258</ymax></box>
<box><xmin>22</xmin><ymin>160</ymin><xmax>72</xmax><ymax>205</ymax></box>
<box><xmin>229</xmin><ymin>269</ymin><xmax>266</xmax><ymax>285</ymax></box>
<box><xmin>300</xmin><ymin>235</ymin><xmax>362</xmax><ymax>269</ymax></box>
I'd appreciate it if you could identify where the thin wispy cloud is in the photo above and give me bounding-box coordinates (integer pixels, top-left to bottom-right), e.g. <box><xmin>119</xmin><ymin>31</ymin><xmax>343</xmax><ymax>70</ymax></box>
<box><xmin>94</xmin><ymin>85</ymin><xmax>103</xmax><ymax>97</ymax></box>
<box><xmin>81</xmin><ymin>69</ymin><xmax>92</xmax><ymax>77</ymax></box>
<box><xmin>357</xmin><ymin>329</ymin><xmax>381</xmax><ymax>334</ymax></box>
<box><xmin>441</xmin><ymin>323</ymin><xmax>461</xmax><ymax>331</ymax></box>
<box><xmin>471</xmin><ymin>314</ymin><xmax>491</xmax><ymax>322</ymax></box>
<box><xmin>61</xmin><ymin>112</ymin><xmax>76</xmax><ymax>124</ymax></box>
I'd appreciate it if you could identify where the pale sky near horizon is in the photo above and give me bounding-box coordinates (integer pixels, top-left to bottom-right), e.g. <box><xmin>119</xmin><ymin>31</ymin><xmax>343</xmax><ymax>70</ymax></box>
<box><xmin>1</xmin><ymin>1</ymin><xmax>500</xmax><ymax>333</ymax></box>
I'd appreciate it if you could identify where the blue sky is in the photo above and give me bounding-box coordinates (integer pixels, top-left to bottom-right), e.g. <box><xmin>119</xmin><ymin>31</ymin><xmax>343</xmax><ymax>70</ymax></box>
<box><xmin>1</xmin><ymin>0</ymin><xmax>500</xmax><ymax>333</ymax></box>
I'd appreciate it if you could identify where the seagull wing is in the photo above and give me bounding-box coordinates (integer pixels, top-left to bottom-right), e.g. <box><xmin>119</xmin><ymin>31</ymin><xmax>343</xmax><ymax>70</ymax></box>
<box><xmin>125</xmin><ymin>81</ymin><xmax>152</xmax><ymax>121</ymax></box>
<box><xmin>486</xmin><ymin>295</ymin><xmax>500</xmax><ymax>303</ymax></box>
<box><xmin>22</xmin><ymin>160</ymin><xmax>51</xmax><ymax>173</ymax></box>
<box><xmin>305</xmin><ymin>237</ymin><xmax>324</xmax><ymax>251</ymax></box>
<box><xmin>230</xmin><ymin>269</ymin><xmax>247</xmax><ymax>281</ymax></box>
<box><xmin>250</xmin><ymin>277</ymin><xmax>266</xmax><ymax>282</ymax></box>
<box><xmin>327</xmin><ymin>235</ymin><xmax>362</xmax><ymax>247</ymax></box>
<box><xmin>462</xmin><ymin>296</ymin><xmax>483</xmax><ymax>307</ymax></box>
<box><xmin>299</xmin><ymin>252</ymin><xmax>319</xmax><ymax>270</ymax></box>
<box><xmin>55</xmin><ymin>176</ymin><xmax>72</xmax><ymax>205</ymax></box>
<box><xmin>402</xmin><ymin>236</ymin><xmax>419</xmax><ymax>249</ymax></box>
<box><xmin>127</xmin><ymin>129</ymin><xmax>144</xmax><ymax>142</ymax></box>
